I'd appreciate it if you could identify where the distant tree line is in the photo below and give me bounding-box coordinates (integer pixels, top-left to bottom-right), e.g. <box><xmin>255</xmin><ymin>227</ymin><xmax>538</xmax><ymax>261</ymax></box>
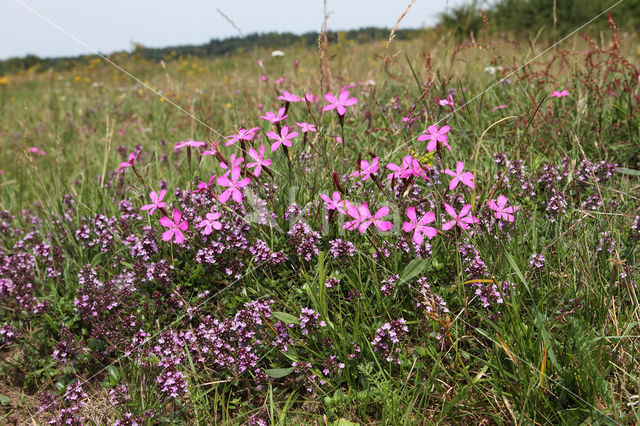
<box><xmin>0</xmin><ymin>27</ymin><xmax>421</xmax><ymax>75</ymax></box>
<box><xmin>438</xmin><ymin>0</ymin><xmax>640</xmax><ymax>38</ymax></box>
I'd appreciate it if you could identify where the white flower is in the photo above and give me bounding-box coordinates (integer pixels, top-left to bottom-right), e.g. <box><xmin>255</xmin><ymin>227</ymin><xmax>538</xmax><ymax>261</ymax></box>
<box><xmin>483</xmin><ymin>66</ymin><xmax>504</xmax><ymax>76</ymax></box>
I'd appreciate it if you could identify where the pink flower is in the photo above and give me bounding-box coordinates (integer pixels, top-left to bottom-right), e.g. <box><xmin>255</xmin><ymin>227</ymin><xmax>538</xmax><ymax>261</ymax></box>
<box><xmin>278</xmin><ymin>91</ymin><xmax>300</xmax><ymax>103</ymax></box>
<box><xmin>257</xmin><ymin>59</ymin><xmax>263</xmax><ymax>68</ymax></box>
<box><xmin>409</xmin><ymin>158</ymin><xmax>430</xmax><ymax>180</ymax></box>
<box><xmin>247</xmin><ymin>145</ymin><xmax>272</xmax><ymax>177</ymax></box>
<box><xmin>159</xmin><ymin>209</ymin><xmax>188</xmax><ymax>244</ymax></box>
<box><xmin>551</xmin><ymin>90</ymin><xmax>569</xmax><ymax>98</ymax></box>
<box><xmin>197</xmin><ymin>211</ymin><xmax>223</xmax><ymax>235</ymax></box>
<box><xmin>118</xmin><ymin>150</ymin><xmax>140</xmax><ymax>171</ymax></box>
<box><xmin>174</xmin><ymin>140</ymin><xmax>205</xmax><ymax>151</ymax></box>
<box><xmin>202</xmin><ymin>140</ymin><xmax>220</xmax><ymax>156</ymax></box>
<box><xmin>386</xmin><ymin>156</ymin><xmax>413</xmax><ymax>180</ymax></box>
<box><xmin>442</xmin><ymin>204</ymin><xmax>478</xmax><ymax>231</ymax></box>
<box><xmin>402</xmin><ymin>206</ymin><xmax>437</xmax><ymax>245</ymax></box>
<box><xmin>217</xmin><ymin>167</ymin><xmax>251</xmax><ymax>203</ymax></box>
<box><xmin>436</xmin><ymin>95</ymin><xmax>454</xmax><ymax>108</ymax></box>
<box><xmin>322</xmin><ymin>90</ymin><xmax>358</xmax><ymax>116</ymax></box>
<box><xmin>259</xmin><ymin>107</ymin><xmax>288</xmax><ymax>124</ymax></box>
<box><xmin>220</xmin><ymin>154</ymin><xmax>244</xmax><ymax>176</ymax></box>
<box><xmin>28</xmin><ymin>147</ymin><xmax>46</xmax><ymax>156</ymax></box>
<box><xmin>275</xmin><ymin>77</ymin><xmax>284</xmax><ymax>85</ymax></box>
<box><xmin>225</xmin><ymin>127</ymin><xmax>259</xmax><ymax>147</ymax></box>
<box><xmin>353</xmin><ymin>157</ymin><xmax>379</xmax><ymax>181</ymax></box>
<box><xmin>266</xmin><ymin>126</ymin><xmax>299</xmax><ymax>152</ymax></box>
<box><xmin>296</xmin><ymin>122</ymin><xmax>317</xmax><ymax>133</ymax></box>
<box><xmin>488</xmin><ymin>194</ymin><xmax>519</xmax><ymax>222</ymax></box>
<box><xmin>344</xmin><ymin>203</ymin><xmax>367</xmax><ymax>232</ymax></box>
<box><xmin>303</xmin><ymin>93</ymin><xmax>318</xmax><ymax>103</ymax></box>
<box><xmin>346</xmin><ymin>204</ymin><xmax>393</xmax><ymax>234</ymax></box>
<box><xmin>192</xmin><ymin>173</ymin><xmax>217</xmax><ymax>194</ymax></box>
<box><xmin>492</xmin><ymin>104</ymin><xmax>507</xmax><ymax>111</ymax></box>
<box><xmin>417</xmin><ymin>125</ymin><xmax>451</xmax><ymax>152</ymax></box>
<box><xmin>140</xmin><ymin>190</ymin><xmax>167</xmax><ymax>215</ymax></box>
<box><xmin>443</xmin><ymin>161</ymin><xmax>474</xmax><ymax>190</ymax></box>
<box><xmin>320</xmin><ymin>191</ymin><xmax>350</xmax><ymax>214</ymax></box>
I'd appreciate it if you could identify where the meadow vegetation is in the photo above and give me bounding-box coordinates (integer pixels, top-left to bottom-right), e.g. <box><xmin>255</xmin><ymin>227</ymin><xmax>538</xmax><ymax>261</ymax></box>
<box><xmin>0</xmin><ymin>13</ymin><xmax>640</xmax><ymax>425</ymax></box>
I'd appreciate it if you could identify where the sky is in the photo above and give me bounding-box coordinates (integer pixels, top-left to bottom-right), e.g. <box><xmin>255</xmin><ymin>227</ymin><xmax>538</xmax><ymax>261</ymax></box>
<box><xmin>0</xmin><ymin>0</ymin><xmax>462</xmax><ymax>60</ymax></box>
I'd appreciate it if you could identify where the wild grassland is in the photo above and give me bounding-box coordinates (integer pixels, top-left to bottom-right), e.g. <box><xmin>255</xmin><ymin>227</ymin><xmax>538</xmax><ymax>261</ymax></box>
<box><xmin>0</xmin><ymin>23</ymin><xmax>640</xmax><ymax>424</ymax></box>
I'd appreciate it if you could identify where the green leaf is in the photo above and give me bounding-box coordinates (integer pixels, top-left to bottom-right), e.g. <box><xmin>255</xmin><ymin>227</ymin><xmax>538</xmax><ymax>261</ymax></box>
<box><xmin>106</xmin><ymin>365</ymin><xmax>120</xmax><ymax>382</ymax></box>
<box><xmin>265</xmin><ymin>367</ymin><xmax>296</xmax><ymax>378</ymax></box>
<box><xmin>400</xmin><ymin>258</ymin><xmax>428</xmax><ymax>283</ymax></box>
<box><xmin>505</xmin><ymin>252</ymin><xmax>530</xmax><ymax>294</ymax></box>
<box><xmin>616</xmin><ymin>167</ymin><xmax>640</xmax><ymax>177</ymax></box>
<box><xmin>0</xmin><ymin>394</ymin><xmax>10</xmax><ymax>404</ymax></box>
<box><xmin>271</xmin><ymin>311</ymin><xmax>299</xmax><ymax>325</ymax></box>
<box><xmin>333</xmin><ymin>419</ymin><xmax>359</xmax><ymax>426</ymax></box>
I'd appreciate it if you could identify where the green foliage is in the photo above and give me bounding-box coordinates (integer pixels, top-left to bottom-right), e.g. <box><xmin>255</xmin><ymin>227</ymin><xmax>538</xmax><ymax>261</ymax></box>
<box><xmin>439</xmin><ymin>0</ymin><xmax>640</xmax><ymax>37</ymax></box>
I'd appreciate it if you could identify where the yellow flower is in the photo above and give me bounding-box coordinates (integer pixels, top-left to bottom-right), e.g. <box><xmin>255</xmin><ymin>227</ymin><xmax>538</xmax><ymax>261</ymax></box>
<box><xmin>0</xmin><ymin>76</ymin><xmax>9</xmax><ymax>85</ymax></box>
<box><xmin>409</xmin><ymin>147</ymin><xmax>435</xmax><ymax>167</ymax></box>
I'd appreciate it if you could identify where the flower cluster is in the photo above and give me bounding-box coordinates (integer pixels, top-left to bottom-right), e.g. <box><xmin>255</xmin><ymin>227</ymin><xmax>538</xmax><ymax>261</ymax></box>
<box><xmin>371</xmin><ymin>318</ymin><xmax>409</xmax><ymax>364</ymax></box>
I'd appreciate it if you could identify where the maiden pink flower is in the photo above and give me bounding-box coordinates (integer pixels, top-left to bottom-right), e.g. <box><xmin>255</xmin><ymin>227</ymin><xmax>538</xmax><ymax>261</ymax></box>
<box><xmin>296</xmin><ymin>122</ymin><xmax>317</xmax><ymax>133</ymax></box>
<box><xmin>217</xmin><ymin>167</ymin><xmax>251</xmax><ymax>203</ymax></box>
<box><xmin>436</xmin><ymin>95</ymin><xmax>454</xmax><ymax>108</ymax></box>
<box><xmin>344</xmin><ymin>203</ymin><xmax>366</xmax><ymax>232</ymax></box>
<box><xmin>320</xmin><ymin>191</ymin><xmax>350</xmax><ymax>214</ymax></box>
<box><xmin>197</xmin><ymin>211</ymin><xmax>223</xmax><ymax>235</ymax></box>
<box><xmin>442</xmin><ymin>204</ymin><xmax>478</xmax><ymax>231</ymax></box>
<box><xmin>409</xmin><ymin>158</ymin><xmax>430</xmax><ymax>180</ymax></box>
<box><xmin>266</xmin><ymin>126</ymin><xmax>299</xmax><ymax>152</ymax></box>
<box><xmin>159</xmin><ymin>209</ymin><xmax>188</xmax><ymax>244</ymax></box>
<box><xmin>303</xmin><ymin>93</ymin><xmax>318</xmax><ymax>103</ymax></box>
<box><xmin>192</xmin><ymin>173</ymin><xmax>217</xmax><ymax>194</ymax></box>
<box><xmin>28</xmin><ymin>147</ymin><xmax>46</xmax><ymax>156</ymax></box>
<box><xmin>417</xmin><ymin>125</ymin><xmax>451</xmax><ymax>152</ymax></box>
<box><xmin>492</xmin><ymin>104</ymin><xmax>507</xmax><ymax>111</ymax></box>
<box><xmin>444</xmin><ymin>161</ymin><xmax>475</xmax><ymax>190</ymax></box>
<box><xmin>174</xmin><ymin>140</ymin><xmax>206</xmax><ymax>151</ymax></box>
<box><xmin>225</xmin><ymin>127</ymin><xmax>259</xmax><ymax>147</ymax></box>
<box><xmin>488</xmin><ymin>194</ymin><xmax>519</xmax><ymax>222</ymax></box>
<box><xmin>140</xmin><ymin>189</ymin><xmax>167</xmax><ymax>215</ymax></box>
<box><xmin>322</xmin><ymin>90</ymin><xmax>358</xmax><ymax>116</ymax></box>
<box><xmin>551</xmin><ymin>90</ymin><xmax>570</xmax><ymax>98</ymax></box>
<box><xmin>386</xmin><ymin>156</ymin><xmax>413</xmax><ymax>180</ymax></box>
<box><xmin>402</xmin><ymin>207</ymin><xmax>437</xmax><ymax>245</ymax></box>
<box><xmin>201</xmin><ymin>140</ymin><xmax>220</xmax><ymax>156</ymax></box>
<box><xmin>247</xmin><ymin>145</ymin><xmax>272</xmax><ymax>177</ymax></box>
<box><xmin>220</xmin><ymin>154</ymin><xmax>244</xmax><ymax>175</ymax></box>
<box><xmin>118</xmin><ymin>149</ymin><xmax>140</xmax><ymax>171</ymax></box>
<box><xmin>354</xmin><ymin>157</ymin><xmax>379</xmax><ymax>181</ymax></box>
<box><xmin>278</xmin><ymin>91</ymin><xmax>300</xmax><ymax>102</ymax></box>
<box><xmin>259</xmin><ymin>107</ymin><xmax>288</xmax><ymax>124</ymax></box>
<box><xmin>355</xmin><ymin>204</ymin><xmax>393</xmax><ymax>233</ymax></box>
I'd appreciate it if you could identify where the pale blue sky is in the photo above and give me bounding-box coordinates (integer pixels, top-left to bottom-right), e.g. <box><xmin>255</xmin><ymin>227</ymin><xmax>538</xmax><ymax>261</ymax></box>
<box><xmin>1</xmin><ymin>0</ymin><xmax>462</xmax><ymax>59</ymax></box>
